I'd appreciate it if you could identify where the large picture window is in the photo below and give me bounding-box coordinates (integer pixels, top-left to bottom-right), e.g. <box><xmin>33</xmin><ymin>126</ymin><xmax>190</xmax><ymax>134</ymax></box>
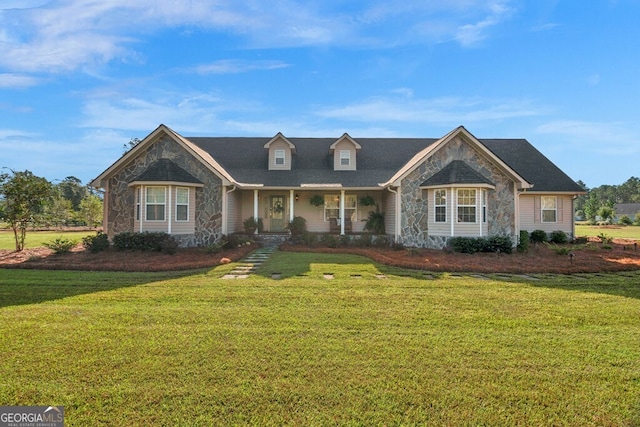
<box><xmin>176</xmin><ymin>187</ymin><xmax>189</xmax><ymax>221</ymax></box>
<box><xmin>146</xmin><ymin>186</ymin><xmax>165</xmax><ymax>221</ymax></box>
<box><xmin>434</xmin><ymin>189</ymin><xmax>447</xmax><ymax>222</ymax></box>
<box><xmin>541</xmin><ymin>196</ymin><xmax>557</xmax><ymax>222</ymax></box>
<box><xmin>457</xmin><ymin>189</ymin><xmax>476</xmax><ymax>223</ymax></box>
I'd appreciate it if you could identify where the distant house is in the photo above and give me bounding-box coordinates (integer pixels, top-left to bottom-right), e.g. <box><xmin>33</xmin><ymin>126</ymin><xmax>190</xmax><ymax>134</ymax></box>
<box><xmin>91</xmin><ymin>124</ymin><xmax>585</xmax><ymax>248</ymax></box>
<box><xmin>614</xmin><ymin>203</ymin><xmax>640</xmax><ymax>221</ymax></box>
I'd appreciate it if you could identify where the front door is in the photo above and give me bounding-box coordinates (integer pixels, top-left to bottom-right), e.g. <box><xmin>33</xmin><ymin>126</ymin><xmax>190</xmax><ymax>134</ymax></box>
<box><xmin>270</xmin><ymin>195</ymin><xmax>286</xmax><ymax>232</ymax></box>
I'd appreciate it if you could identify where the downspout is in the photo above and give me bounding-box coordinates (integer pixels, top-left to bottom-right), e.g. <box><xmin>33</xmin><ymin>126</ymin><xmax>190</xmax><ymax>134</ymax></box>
<box><xmin>223</xmin><ymin>185</ymin><xmax>237</xmax><ymax>235</ymax></box>
<box><xmin>386</xmin><ymin>186</ymin><xmax>401</xmax><ymax>242</ymax></box>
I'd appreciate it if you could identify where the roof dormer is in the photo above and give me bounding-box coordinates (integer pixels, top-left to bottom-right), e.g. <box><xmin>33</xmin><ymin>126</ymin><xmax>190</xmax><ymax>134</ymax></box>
<box><xmin>264</xmin><ymin>132</ymin><xmax>296</xmax><ymax>170</ymax></box>
<box><xmin>329</xmin><ymin>133</ymin><xmax>361</xmax><ymax>171</ymax></box>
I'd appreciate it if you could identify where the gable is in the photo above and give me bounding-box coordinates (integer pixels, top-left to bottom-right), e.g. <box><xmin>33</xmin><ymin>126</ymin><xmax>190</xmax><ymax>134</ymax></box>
<box><xmin>264</xmin><ymin>133</ymin><xmax>296</xmax><ymax>171</ymax></box>
<box><xmin>420</xmin><ymin>160</ymin><xmax>495</xmax><ymax>188</ymax></box>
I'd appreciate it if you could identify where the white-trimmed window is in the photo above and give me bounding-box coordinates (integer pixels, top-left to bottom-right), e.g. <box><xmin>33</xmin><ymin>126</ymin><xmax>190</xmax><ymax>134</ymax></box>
<box><xmin>541</xmin><ymin>196</ymin><xmax>557</xmax><ymax>222</ymax></box>
<box><xmin>324</xmin><ymin>194</ymin><xmax>358</xmax><ymax>222</ymax></box>
<box><xmin>482</xmin><ymin>190</ymin><xmax>487</xmax><ymax>223</ymax></box>
<box><xmin>146</xmin><ymin>186</ymin><xmax>166</xmax><ymax>221</ymax></box>
<box><xmin>176</xmin><ymin>187</ymin><xmax>189</xmax><ymax>221</ymax></box>
<box><xmin>274</xmin><ymin>149</ymin><xmax>285</xmax><ymax>166</ymax></box>
<box><xmin>324</xmin><ymin>195</ymin><xmax>340</xmax><ymax>221</ymax></box>
<box><xmin>340</xmin><ymin>150</ymin><xmax>350</xmax><ymax>166</ymax></box>
<box><xmin>457</xmin><ymin>189</ymin><xmax>476</xmax><ymax>223</ymax></box>
<box><xmin>434</xmin><ymin>189</ymin><xmax>447</xmax><ymax>222</ymax></box>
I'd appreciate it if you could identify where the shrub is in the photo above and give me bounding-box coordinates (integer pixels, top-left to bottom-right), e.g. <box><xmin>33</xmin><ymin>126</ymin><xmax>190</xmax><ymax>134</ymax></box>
<box><xmin>353</xmin><ymin>233</ymin><xmax>373</xmax><ymax>247</ymax></box>
<box><xmin>517</xmin><ymin>230</ymin><xmax>529</xmax><ymax>252</ymax></box>
<box><xmin>549</xmin><ymin>230</ymin><xmax>568</xmax><ymax>244</ymax></box>
<box><xmin>301</xmin><ymin>231</ymin><xmax>317</xmax><ymax>246</ymax></box>
<box><xmin>44</xmin><ymin>237</ymin><xmax>77</xmax><ymax>254</ymax></box>
<box><xmin>205</xmin><ymin>239</ymin><xmax>227</xmax><ymax>254</ymax></box>
<box><xmin>373</xmin><ymin>235</ymin><xmax>392</xmax><ymax>248</ymax></box>
<box><xmin>448</xmin><ymin>236</ymin><xmax>512</xmax><ymax>254</ymax></box>
<box><xmin>113</xmin><ymin>231</ymin><xmax>177</xmax><ymax>253</ymax></box>
<box><xmin>320</xmin><ymin>234</ymin><xmax>338</xmax><ymax>248</ymax></box>
<box><xmin>82</xmin><ymin>231</ymin><xmax>109</xmax><ymax>253</ymax></box>
<box><xmin>243</xmin><ymin>217</ymin><xmax>259</xmax><ymax>234</ymax></box>
<box><xmin>546</xmin><ymin>243</ymin><xmax>571</xmax><ymax>256</ymax></box>
<box><xmin>635</xmin><ymin>213</ymin><xmax>640</xmax><ymax>226</ymax></box>
<box><xmin>364</xmin><ymin>211</ymin><xmax>385</xmax><ymax>234</ymax></box>
<box><xmin>573</xmin><ymin>236</ymin><xmax>588</xmax><ymax>244</ymax></box>
<box><xmin>530</xmin><ymin>230</ymin><xmax>547</xmax><ymax>244</ymax></box>
<box><xmin>619</xmin><ymin>215</ymin><xmax>633</xmax><ymax>226</ymax></box>
<box><xmin>286</xmin><ymin>216</ymin><xmax>307</xmax><ymax>235</ymax></box>
<box><xmin>221</xmin><ymin>234</ymin><xmax>245</xmax><ymax>249</ymax></box>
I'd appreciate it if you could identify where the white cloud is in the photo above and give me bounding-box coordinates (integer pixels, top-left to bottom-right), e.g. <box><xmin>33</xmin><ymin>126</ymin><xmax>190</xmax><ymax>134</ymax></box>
<box><xmin>0</xmin><ymin>73</ymin><xmax>41</xmax><ymax>88</ymax></box>
<box><xmin>0</xmin><ymin>0</ymin><xmax>517</xmax><ymax>76</ymax></box>
<box><xmin>536</xmin><ymin>120</ymin><xmax>640</xmax><ymax>155</ymax></box>
<box><xmin>192</xmin><ymin>60</ymin><xmax>290</xmax><ymax>75</ymax></box>
<box><xmin>316</xmin><ymin>95</ymin><xmax>541</xmax><ymax>125</ymax></box>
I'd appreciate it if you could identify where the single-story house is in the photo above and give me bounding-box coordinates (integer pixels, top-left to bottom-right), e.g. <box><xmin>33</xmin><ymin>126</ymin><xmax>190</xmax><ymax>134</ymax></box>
<box><xmin>91</xmin><ymin>124</ymin><xmax>585</xmax><ymax>248</ymax></box>
<box><xmin>614</xmin><ymin>203</ymin><xmax>640</xmax><ymax>221</ymax></box>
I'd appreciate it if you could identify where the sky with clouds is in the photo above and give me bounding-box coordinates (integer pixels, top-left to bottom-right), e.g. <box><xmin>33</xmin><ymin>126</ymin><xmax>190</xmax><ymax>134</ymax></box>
<box><xmin>1</xmin><ymin>0</ymin><xmax>638</xmax><ymax>188</ymax></box>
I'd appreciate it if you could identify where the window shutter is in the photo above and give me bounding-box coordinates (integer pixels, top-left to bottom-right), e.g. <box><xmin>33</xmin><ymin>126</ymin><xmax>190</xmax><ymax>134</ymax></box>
<box><xmin>534</xmin><ymin>196</ymin><xmax>541</xmax><ymax>223</ymax></box>
<box><xmin>557</xmin><ymin>197</ymin><xmax>563</xmax><ymax>222</ymax></box>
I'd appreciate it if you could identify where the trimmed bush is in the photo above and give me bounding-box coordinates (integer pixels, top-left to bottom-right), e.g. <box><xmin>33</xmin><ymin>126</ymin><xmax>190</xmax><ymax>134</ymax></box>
<box><xmin>517</xmin><ymin>230</ymin><xmax>529</xmax><ymax>252</ymax></box>
<box><xmin>619</xmin><ymin>215</ymin><xmax>633</xmax><ymax>226</ymax></box>
<box><xmin>530</xmin><ymin>230</ymin><xmax>547</xmax><ymax>244</ymax></box>
<box><xmin>113</xmin><ymin>231</ymin><xmax>178</xmax><ymax>254</ymax></box>
<box><xmin>448</xmin><ymin>236</ymin><xmax>512</xmax><ymax>254</ymax></box>
<box><xmin>82</xmin><ymin>231</ymin><xmax>109</xmax><ymax>253</ymax></box>
<box><xmin>287</xmin><ymin>216</ymin><xmax>307</xmax><ymax>235</ymax></box>
<box><xmin>549</xmin><ymin>230</ymin><xmax>568</xmax><ymax>244</ymax></box>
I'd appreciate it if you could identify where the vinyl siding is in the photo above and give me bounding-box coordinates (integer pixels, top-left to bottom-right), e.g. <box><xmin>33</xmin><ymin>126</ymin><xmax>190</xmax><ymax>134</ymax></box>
<box><xmin>268</xmin><ymin>139</ymin><xmax>292</xmax><ymax>170</ymax></box>
<box><xmin>383</xmin><ymin>190</ymin><xmax>396</xmax><ymax>235</ymax></box>
<box><xmin>519</xmin><ymin>194</ymin><xmax>574</xmax><ymax>235</ymax></box>
<box><xmin>226</xmin><ymin>189</ymin><xmax>243</xmax><ymax>234</ymax></box>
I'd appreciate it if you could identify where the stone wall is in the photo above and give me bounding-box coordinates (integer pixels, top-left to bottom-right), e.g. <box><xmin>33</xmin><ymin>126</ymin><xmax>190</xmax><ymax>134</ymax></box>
<box><xmin>399</xmin><ymin>136</ymin><xmax>516</xmax><ymax>248</ymax></box>
<box><xmin>106</xmin><ymin>134</ymin><xmax>223</xmax><ymax>247</ymax></box>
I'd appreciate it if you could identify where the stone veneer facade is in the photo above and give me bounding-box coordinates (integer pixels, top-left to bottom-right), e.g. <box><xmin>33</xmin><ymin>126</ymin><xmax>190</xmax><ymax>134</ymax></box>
<box><xmin>399</xmin><ymin>136</ymin><xmax>516</xmax><ymax>249</ymax></box>
<box><xmin>106</xmin><ymin>135</ymin><xmax>223</xmax><ymax>247</ymax></box>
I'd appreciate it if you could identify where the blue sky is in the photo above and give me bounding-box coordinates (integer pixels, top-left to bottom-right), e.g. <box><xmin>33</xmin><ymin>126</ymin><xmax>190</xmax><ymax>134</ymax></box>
<box><xmin>1</xmin><ymin>1</ymin><xmax>638</xmax><ymax>188</ymax></box>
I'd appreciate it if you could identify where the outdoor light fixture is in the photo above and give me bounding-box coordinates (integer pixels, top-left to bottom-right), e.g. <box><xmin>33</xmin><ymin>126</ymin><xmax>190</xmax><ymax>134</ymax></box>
<box><xmin>295</xmin><ymin>194</ymin><xmax>299</xmax><ymax>201</ymax></box>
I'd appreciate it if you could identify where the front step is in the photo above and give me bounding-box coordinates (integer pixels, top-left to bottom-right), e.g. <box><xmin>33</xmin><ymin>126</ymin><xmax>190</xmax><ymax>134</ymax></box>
<box><xmin>253</xmin><ymin>233</ymin><xmax>289</xmax><ymax>248</ymax></box>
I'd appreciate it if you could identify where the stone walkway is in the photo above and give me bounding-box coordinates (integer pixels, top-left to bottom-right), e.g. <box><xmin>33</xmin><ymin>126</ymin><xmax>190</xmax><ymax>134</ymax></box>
<box><xmin>221</xmin><ymin>247</ymin><xmax>275</xmax><ymax>279</ymax></box>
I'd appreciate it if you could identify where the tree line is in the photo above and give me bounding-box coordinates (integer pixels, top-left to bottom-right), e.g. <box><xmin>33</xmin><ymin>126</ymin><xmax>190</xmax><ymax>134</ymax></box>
<box><xmin>575</xmin><ymin>176</ymin><xmax>640</xmax><ymax>224</ymax></box>
<box><xmin>1</xmin><ymin>170</ymin><xmax>102</xmax><ymax>251</ymax></box>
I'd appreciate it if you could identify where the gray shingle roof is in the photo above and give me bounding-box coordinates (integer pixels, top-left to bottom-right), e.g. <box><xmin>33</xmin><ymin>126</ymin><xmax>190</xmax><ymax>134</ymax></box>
<box><xmin>421</xmin><ymin>160</ymin><xmax>495</xmax><ymax>187</ymax></box>
<box><xmin>185</xmin><ymin>135</ymin><xmax>583</xmax><ymax>192</ymax></box>
<box><xmin>131</xmin><ymin>158</ymin><xmax>202</xmax><ymax>184</ymax></box>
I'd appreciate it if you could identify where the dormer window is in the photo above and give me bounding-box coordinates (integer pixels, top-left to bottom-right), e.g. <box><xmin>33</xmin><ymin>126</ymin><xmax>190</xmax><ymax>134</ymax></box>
<box><xmin>264</xmin><ymin>132</ymin><xmax>296</xmax><ymax>170</ymax></box>
<box><xmin>275</xmin><ymin>149</ymin><xmax>286</xmax><ymax>166</ymax></box>
<box><xmin>340</xmin><ymin>150</ymin><xmax>350</xmax><ymax>166</ymax></box>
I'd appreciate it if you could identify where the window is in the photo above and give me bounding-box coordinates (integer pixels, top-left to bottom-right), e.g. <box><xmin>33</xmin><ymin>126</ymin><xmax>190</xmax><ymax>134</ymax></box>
<box><xmin>324</xmin><ymin>195</ymin><xmax>340</xmax><ymax>221</ymax></box>
<box><xmin>146</xmin><ymin>186</ymin><xmax>165</xmax><ymax>221</ymax></box>
<box><xmin>434</xmin><ymin>189</ymin><xmax>447</xmax><ymax>222</ymax></box>
<box><xmin>457</xmin><ymin>189</ymin><xmax>476</xmax><ymax>223</ymax></box>
<box><xmin>274</xmin><ymin>149</ymin><xmax>285</xmax><ymax>166</ymax></box>
<box><xmin>482</xmin><ymin>190</ymin><xmax>487</xmax><ymax>223</ymax></box>
<box><xmin>176</xmin><ymin>187</ymin><xmax>189</xmax><ymax>221</ymax></box>
<box><xmin>340</xmin><ymin>150</ymin><xmax>350</xmax><ymax>166</ymax></box>
<box><xmin>541</xmin><ymin>196</ymin><xmax>557</xmax><ymax>222</ymax></box>
<box><xmin>344</xmin><ymin>195</ymin><xmax>357</xmax><ymax>221</ymax></box>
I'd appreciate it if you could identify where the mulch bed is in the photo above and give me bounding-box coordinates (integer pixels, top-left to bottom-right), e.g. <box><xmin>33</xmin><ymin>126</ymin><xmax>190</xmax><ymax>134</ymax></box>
<box><xmin>1</xmin><ymin>239</ymin><xmax>639</xmax><ymax>274</ymax></box>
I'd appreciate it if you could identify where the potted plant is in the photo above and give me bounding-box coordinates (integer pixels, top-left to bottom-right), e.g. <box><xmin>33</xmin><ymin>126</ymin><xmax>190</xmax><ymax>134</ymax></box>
<box><xmin>243</xmin><ymin>217</ymin><xmax>259</xmax><ymax>234</ymax></box>
<box><xmin>310</xmin><ymin>195</ymin><xmax>324</xmax><ymax>207</ymax></box>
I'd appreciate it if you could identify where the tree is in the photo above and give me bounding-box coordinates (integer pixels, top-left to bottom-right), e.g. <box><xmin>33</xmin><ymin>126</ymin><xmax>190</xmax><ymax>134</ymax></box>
<box><xmin>57</xmin><ymin>176</ymin><xmax>88</xmax><ymax>211</ymax></box>
<box><xmin>79</xmin><ymin>194</ymin><xmax>103</xmax><ymax>227</ymax></box>
<box><xmin>123</xmin><ymin>137</ymin><xmax>141</xmax><ymax>155</ymax></box>
<box><xmin>597</xmin><ymin>206</ymin><xmax>614</xmax><ymax>224</ymax></box>
<box><xmin>0</xmin><ymin>170</ymin><xmax>54</xmax><ymax>251</ymax></box>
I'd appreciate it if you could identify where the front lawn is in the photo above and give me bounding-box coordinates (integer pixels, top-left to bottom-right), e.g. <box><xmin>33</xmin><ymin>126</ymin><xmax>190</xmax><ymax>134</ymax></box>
<box><xmin>1</xmin><ymin>252</ymin><xmax>639</xmax><ymax>426</ymax></box>
<box><xmin>0</xmin><ymin>229</ymin><xmax>98</xmax><ymax>251</ymax></box>
<box><xmin>576</xmin><ymin>223</ymin><xmax>640</xmax><ymax>240</ymax></box>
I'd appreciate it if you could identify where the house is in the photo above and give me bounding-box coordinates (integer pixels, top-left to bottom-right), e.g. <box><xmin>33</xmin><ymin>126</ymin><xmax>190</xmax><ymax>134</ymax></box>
<box><xmin>91</xmin><ymin>124</ymin><xmax>585</xmax><ymax>248</ymax></box>
<box><xmin>614</xmin><ymin>203</ymin><xmax>640</xmax><ymax>221</ymax></box>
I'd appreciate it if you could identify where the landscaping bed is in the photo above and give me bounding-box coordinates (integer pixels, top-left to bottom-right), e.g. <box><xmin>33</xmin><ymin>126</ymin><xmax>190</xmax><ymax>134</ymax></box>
<box><xmin>1</xmin><ymin>238</ymin><xmax>639</xmax><ymax>273</ymax></box>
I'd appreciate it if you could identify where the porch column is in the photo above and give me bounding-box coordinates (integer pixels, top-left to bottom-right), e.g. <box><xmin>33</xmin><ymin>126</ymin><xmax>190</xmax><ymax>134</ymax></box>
<box><xmin>340</xmin><ymin>190</ymin><xmax>345</xmax><ymax>235</ymax></box>
<box><xmin>289</xmin><ymin>189</ymin><xmax>295</xmax><ymax>222</ymax></box>
<box><xmin>450</xmin><ymin>187</ymin><xmax>455</xmax><ymax>237</ymax></box>
<box><xmin>167</xmin><ymin>185</ymin><xmax>172</xmax><ymax>234</ymax></box>
<box><xmin>253</xmin><ymin>189</ymin><xmax>259</xmax><ymax>234</ymax></box>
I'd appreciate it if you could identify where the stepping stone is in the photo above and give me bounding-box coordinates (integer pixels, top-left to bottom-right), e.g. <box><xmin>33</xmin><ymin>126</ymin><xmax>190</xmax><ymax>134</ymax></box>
<box><xmin>323</xmin><ymin>273</ymin><xmax>334</xmax><ymax>280</ymax></box>
<box><xmin>375</xmin><ymin>274</ymin><xmax>387</xmax><ymax>279</ymax></box>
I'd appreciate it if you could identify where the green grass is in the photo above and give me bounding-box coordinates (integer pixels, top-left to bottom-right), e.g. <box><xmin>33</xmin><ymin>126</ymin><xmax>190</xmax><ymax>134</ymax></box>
<box><xmin>576</xmin><ymin>223</ymin><xmax>640</xmax><ymax>240</ymax></box>
<box><xmin>0</xmin><ymin>230</ymin><xmax>98</xmax><ymax>251</ymax></box>
<box><xmin>1</xmin><ymin>252</ymin><xmax>640</xmax><ymax>426</ymax></box>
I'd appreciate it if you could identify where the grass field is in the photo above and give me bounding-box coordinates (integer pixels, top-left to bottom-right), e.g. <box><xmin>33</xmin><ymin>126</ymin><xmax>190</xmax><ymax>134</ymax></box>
<box><xmin>0</xmin><ymin>229</ymin><xmax>98</xmax><ymax>251</ymax></box>
<box><xmin>576</xmin><ymin>223</ymin><xmax>640</xmax><ymax>240</ymax></box>
<box><xmin>1</xmin><ymin>252</ymin><xmax>639</xmax><ymax>426</ymax></box>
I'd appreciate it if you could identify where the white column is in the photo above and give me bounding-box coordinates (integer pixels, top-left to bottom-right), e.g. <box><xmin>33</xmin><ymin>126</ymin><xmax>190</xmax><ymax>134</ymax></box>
<box><xmin>289</xmin><ymin>189</ymin><xmax>295</xmax><ymax>222</ymax></box>
<box><xmin>340</xmin><ymin>190</ymin><xmax>345</xmax><ymax>235</ymax></box>
<box><xmin>450</xmin><ymin>188</ymin><xmax>455</xmax><ymax>237</ymax></box>
<box><xmin>253</xmin><ymin>189</ymin><xmax>259</xmax><ymax>234</ymax></box>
